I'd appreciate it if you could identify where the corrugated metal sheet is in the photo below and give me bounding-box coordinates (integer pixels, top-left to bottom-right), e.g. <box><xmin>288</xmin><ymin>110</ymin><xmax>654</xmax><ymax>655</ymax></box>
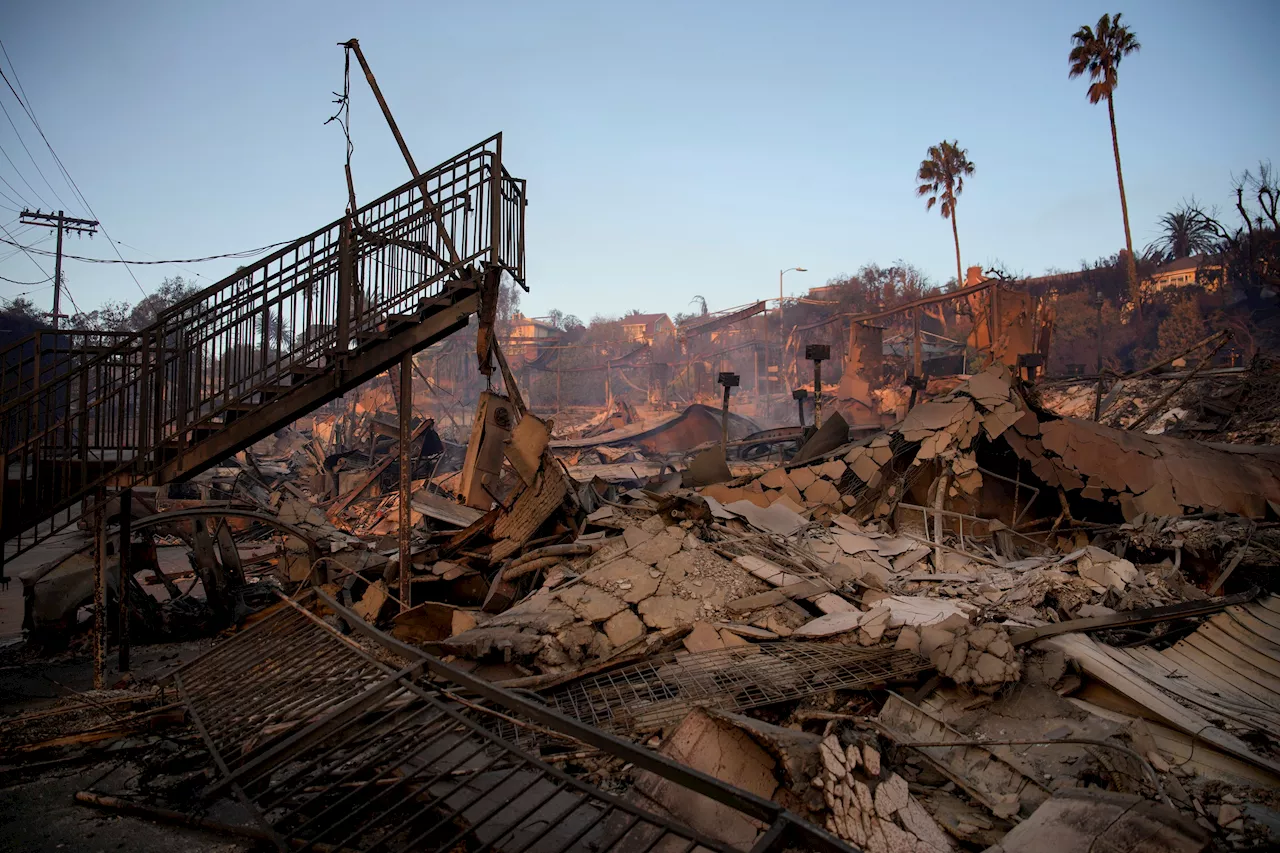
<box><xmin>1043</xmin><ymin>594</ymin><xmax>1280</xmax><ymax>778</ymax></box>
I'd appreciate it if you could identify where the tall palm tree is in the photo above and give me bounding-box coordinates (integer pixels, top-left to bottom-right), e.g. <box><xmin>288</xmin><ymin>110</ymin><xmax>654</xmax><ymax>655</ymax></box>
<box><xmin>915</xmin><ymin>140</ymin><xmax>976</xmax><ymax>292</ymax></box>
<box><xmin>1148</xmin><ymin>202</ymin><xmax>1219</xmax><ymax>261</ymax></box>
<box><xmin>1069</xmin><ymin>13</ymin><xmax>1142</xmax><ymax>310</ymax></box>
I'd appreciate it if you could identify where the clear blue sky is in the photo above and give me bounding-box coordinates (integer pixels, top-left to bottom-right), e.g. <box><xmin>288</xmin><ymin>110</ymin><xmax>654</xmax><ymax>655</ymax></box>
<box><xmin>0</xmin><ymin>0</ymin><xmax>1275</xmax><ymax>323</ymax></box>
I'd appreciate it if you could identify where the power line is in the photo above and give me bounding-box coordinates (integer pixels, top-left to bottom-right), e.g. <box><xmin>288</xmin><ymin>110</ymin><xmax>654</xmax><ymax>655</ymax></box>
<box><xmin>0</xmin><ymin>271</ymin><xmax>53</xmax><ymax>285</ymax></box>
<box><xmin>0</xmin><ymin>156</ymin><xmax>33</xmax><ymax>209</ymax></box>
<box><xmin>0</xmin><ymin>44</ymin><xmax>145</xmax><ymax>298</ymax></box>
<box><xmin>0</xmin><ymin>231</ymin><xmax>48</xmax><ymax>263</ymax></box>
<box><xmin>0</xmin><ymin>235</ymin><xmax>292</xmax><ymax>265</ymax></box>
<box><xmin>0</xmin><ymin>90</ymin><xmax>60</xmax><ymax>210</ymax></box>
<box><xmin>0</xmin><ymin>220</ymin><xmax>50</xmax><ymax>278</ymax></box>
<box><xmin>114</xmin><ymin>239</ymin><xmax>212</xmax><ymax>282</ymax></box>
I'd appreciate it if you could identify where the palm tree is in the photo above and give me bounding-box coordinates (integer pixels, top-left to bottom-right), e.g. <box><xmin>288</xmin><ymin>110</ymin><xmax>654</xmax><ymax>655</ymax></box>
<box><xmin>1148</xmin><ymin>202</ymin><xmax>1219</xmax><ymax>261</ymax></box>
<box><xmin>1069</xmin><ymin>13</ymin><xmax>1142</xmax><ymax>310</ymax></box>
<box><xmin>915</xmin><ymin>140</ymin><xmax>976</xmax><ymax>292</ymax></box>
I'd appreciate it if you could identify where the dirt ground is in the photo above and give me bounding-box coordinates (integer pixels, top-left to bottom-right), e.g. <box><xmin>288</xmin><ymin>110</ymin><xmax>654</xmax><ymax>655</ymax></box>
<box><xmin>0</xmin><ymin>762</ymin><xmax>255</xmax><ymax>853</ymax></box>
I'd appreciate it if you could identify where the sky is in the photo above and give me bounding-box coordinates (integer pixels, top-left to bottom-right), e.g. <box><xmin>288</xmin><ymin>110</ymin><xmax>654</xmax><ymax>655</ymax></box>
<box><xmin>0</xmin><ymin>0</ymin><xmax>1276</xmax><ymax>323</ymax></box>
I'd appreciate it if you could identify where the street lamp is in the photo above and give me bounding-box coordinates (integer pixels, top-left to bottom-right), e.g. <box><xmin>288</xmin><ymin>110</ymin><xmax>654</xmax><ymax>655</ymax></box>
<box><xmin>775</xmin><ymin>267</ymin><xmax>807</xmax><ymax>409</ymax></box>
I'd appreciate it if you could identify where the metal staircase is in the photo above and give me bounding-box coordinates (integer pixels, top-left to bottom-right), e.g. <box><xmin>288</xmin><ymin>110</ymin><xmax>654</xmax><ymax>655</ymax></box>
<box><xmin>0</xmin><ymin>134</ymin><xmax>525</xmax><ymax>562</ymax></box>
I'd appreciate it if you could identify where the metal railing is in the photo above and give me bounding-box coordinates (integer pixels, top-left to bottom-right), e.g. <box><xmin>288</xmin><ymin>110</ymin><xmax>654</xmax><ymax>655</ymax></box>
<box><xmin>163</xmin><ymin>590</ymin><xmax>856</xmax><ymax>853</ymax></box>
<box><xmin>0</xmin><ymin>135</ymin><xmax>524</xmax><ymax>559</ymax></box>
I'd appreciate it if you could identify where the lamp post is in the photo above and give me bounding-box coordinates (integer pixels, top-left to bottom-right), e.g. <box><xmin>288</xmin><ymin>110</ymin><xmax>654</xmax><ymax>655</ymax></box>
<box><xmin>776</xmin><ymin>267</ymin><xmax>806</xmax><ymax>411</ymax></box>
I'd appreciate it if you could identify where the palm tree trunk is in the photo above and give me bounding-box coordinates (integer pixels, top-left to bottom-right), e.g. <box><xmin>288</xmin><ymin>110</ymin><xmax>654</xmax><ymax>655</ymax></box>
<box><xmin>950</xmin><ymin>207</ymin><xmax>963</xmax><ymax>291</ymax></box>
<box><xmin>1108</xmin><ymin>93</ymin><xmax>1141</xmax><ymax>320</ymax></box>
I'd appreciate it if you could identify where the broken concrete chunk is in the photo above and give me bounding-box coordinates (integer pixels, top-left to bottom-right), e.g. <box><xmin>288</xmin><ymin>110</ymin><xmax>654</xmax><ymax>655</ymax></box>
<box><xmin>834</xmin><ymin>531</ymin><xmax>878</xmax><ymax>555</ymax></box>
<box><xmin>734</xmin><ymin>555</ymin><xmax>804</xmax><ymax>588</ymax></box>
<box><xmin>760</xmin><ymin>467</ymin><xmax>791</xmax><ymax>490</ymax></box>
<box><xmin>891</xmin><ymin>546</ymin><xmax>932</xmax><ymax>573</ymax></box>
<box><xmin>894</xmin><ymin>627</ymin><xmax>921</xmax><ymax>654</ymax></box>
<box><xmin>874</xmin><ymin>773</ymin><xmax>909</xmax><ymax>819</ymax></box>
<box><xmin>630</xmin><ymin>534</ymin><xmax>683</xmax><ymax>566</ymax></box>
<box><xmin>603</xmin><ymin>608</ymin><xmax>646</xmax><ymax>646</ymax></box>
<box><xmin>623</xmin><ymin>525</ymin><xmax>654</xmax><ymax>549</ymax></box>
<box><xmin>793</xmin><ymin>611</ymin><xmax>864</xmax><ymax>638</ymax></box>
<box><xmin>821</xmin><ymin>735</ymin><xmax>847</xmax><ymax>778</ymax></box>
<box><xmin>633</xmin><ymin>708</ymin><xmax>779</xmax><ymax>850</ymax></box>
<box><xmin>657</xmin><ymin>550</ymin><xmax>697</xmax><ymax>584</ymax></box>
<box><xmin>788</xmin><ymin>465</ymin><xmax>817</xmax><ymax>492</ymax></box>
<box><xmin>640</xmin><ymin>513</ymin><xmax>668</xmax><ymax>534</ymax></box>
<box><xmin>555</xmin><ymin>585</ymin><xmax>628</xmax><ymax>623</ymax></box>
<box><xmin>812</xmin><ymin>592</ymin><xmax>859</xmax><ymax>614</ymax></box>
<box><xmin>683</xmin><ymin>621</ymin><xmax>726</xmax><ymax>653</ymax></box>
<box><xmin>637</xmin><ymin>595</ymin><xmax>699</xmax><ymax>629</ymax></box>
<box><xmin>804</xmin><ymin>478</ymin><xmax>842</xmax><ymax>507</ymax></box>
<box><xmin>818</xmin><ymin>459</ymin><xmax>847</xmax><ymax>481</ymax></box>
<box><xmin>582</xmin><ymin>556</ymin><xmax>660</xmax><ymax>603</ymax></box>
<box><xmin>715</xmin><ymin>622</ymin><xmax>779</xmax><ymax>640</ymax></box>
<box><xmin>861</xmin><ymin>744</ymin><xmax>881</xmax><ymax>776</ymax></box>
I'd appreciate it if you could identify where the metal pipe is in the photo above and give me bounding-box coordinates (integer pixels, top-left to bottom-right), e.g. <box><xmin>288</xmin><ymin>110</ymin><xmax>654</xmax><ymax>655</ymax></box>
<box><xmin>74</xmin><ymin>792</ymin><xmax>274</xmax><ymax>844</ymax></box>
<box><xmin>117</xmin><ymin>488</ymin><xmax>131</xmax><ymax>672</ymax></box>
<box><xmin>813</xmin><ymin>360</ymin><xmax>823</xmax><ymax>429</ymax></box>
<box><xmin>398</xmin><ymin>352</ymin><xmax>412</xmax><ymax>612</ymax></box>
<box><xmin>721</xmin><ymin>383</ymin><xmax>731</xmax><ymax>449</ymax></box>
<box><xmin>93</xmin><ymin>489</ymin><xmax>107</xmax><ymax>689</ymax></box>
<box><xmin>1093</xmin><ymin>291</ymin><xmax>1105</xmax><ymax>420</ymax></box>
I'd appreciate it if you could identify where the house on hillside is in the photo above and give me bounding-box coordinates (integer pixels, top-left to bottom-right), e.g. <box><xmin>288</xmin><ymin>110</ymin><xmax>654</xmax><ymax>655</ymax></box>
<box><xmin>507</xmin><ymin>312</ymin><xmax>560</xmax><ymax>361</ymax></box>
<box><xmin>1146</xmin><ymin>255</ymin><xmax>1221</xmax><ymax>293</ymax></box>
<box><xmin>621</xmin><ymin>312</ymin><xmax>674</xmax><ymax>345</ymax></box>
<box><xmin>807</xmin><ymin>285</ymin><xmax>842</xmax><ymax>302</ymax></box>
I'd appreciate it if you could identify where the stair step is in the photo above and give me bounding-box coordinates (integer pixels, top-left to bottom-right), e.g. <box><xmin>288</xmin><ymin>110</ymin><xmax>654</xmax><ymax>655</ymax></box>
<box><xmin>289</xmin><ymin>365</ymin><xmax>326</xmax><ymax>377</ymax></box>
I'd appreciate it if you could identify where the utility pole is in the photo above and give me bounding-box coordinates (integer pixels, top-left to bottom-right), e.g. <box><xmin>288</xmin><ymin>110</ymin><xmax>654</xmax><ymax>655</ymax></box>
<box><xmin>19</xmin><ymin>209</ymin><xmax>98</xmax><ymax>330</ymax></box>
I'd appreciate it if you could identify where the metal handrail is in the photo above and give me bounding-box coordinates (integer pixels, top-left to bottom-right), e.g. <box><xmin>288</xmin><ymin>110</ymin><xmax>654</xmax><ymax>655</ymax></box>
<box><xmin>0</xmin><ymin>136</ymin><xmax>524</xmax><ymax>559</ymax></box>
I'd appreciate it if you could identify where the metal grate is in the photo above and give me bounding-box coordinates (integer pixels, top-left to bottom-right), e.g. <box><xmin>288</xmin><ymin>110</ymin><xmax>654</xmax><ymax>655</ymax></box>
<box><xmin>168</xmin><ymin>594</ymin><xmax>857</xmax><ymax>853</ymax></box>
<box><xmin>540</xmin><ymin>643</ymin><xmax>932</xmax><ymax>735</ymax></box>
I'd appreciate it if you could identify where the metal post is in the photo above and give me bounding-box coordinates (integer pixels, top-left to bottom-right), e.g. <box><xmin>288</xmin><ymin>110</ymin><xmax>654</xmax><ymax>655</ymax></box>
<box><xmin>336</xmin><ymin>219</ymin><xmax>352</xmax><ymax>354</ymax></box>
<box><xmin>1093</xmin><ymin>291</ymin><xmax>1105</xmax><ymax>421</ymax></box>
<box><xmin>912</xmin><ymin>307</ymin><xmax>923</xmax><ymax>378</ymax></box>
<box><xmin>793</xmin><ymin>389</ymin><xmax>808</xmax><ymax>427</ymax></box>
<box><xmin>93</xmin><ymin>488</ymin><xmax>107</xmax><ymax>690</ymax></box>
<box><xmin>722</xmin><ymin>384</ymin><xmax>730</xmax><ymax>448</ymax></box>
<box><xmin>398</xmin><ymin>352</ymin><xmax>412</xmax><ymax>612</ymax></box>
<box><xmin>118</xmin><ymin>488</ymin><xmax>131</xmax><ymax>672</ymax></box>
<box><xmin>804</xmin><ymin>345</ymin><xmax>830</xmax><ymax>430</ymax></box>
<box><xmin>717</xmin><ymin>373</ymin><xmax>739</xmax><ymax>452</ymax></box>
<box><xmin>814</xmin><ymin>361</ymin><xmax>823</xmax><ymax>429</ymax></box>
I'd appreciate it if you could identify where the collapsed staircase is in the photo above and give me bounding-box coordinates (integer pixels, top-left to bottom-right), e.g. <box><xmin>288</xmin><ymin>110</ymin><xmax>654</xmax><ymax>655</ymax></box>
<box><xmin>0</xmin><ymin>134</ymin><xmax>525</xmax><ymax>564</ymax></box>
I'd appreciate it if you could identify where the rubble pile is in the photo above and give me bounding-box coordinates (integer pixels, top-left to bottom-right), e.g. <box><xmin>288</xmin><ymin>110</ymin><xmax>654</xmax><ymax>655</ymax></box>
<box><xmin>9</xmin><ymin>364</ymin><xmax>1280</xmax><ymax>853</ymax></box>
<box><xmin>818</xmin><ymin>729</ymin><xmax>957</xmax><ymax>852</ymax></box>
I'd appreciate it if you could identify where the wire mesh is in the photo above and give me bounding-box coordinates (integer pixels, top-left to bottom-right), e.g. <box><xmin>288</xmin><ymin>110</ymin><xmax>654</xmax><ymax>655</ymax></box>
<box><xmin>540</xmin><ymin>642</ymin><xmax>932</xmax><ymax>735</ymax></box>
<box><xmin>170</xmin><ymin>598</ymin><xmax>804</xmax><ymax>853</ymax></box>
